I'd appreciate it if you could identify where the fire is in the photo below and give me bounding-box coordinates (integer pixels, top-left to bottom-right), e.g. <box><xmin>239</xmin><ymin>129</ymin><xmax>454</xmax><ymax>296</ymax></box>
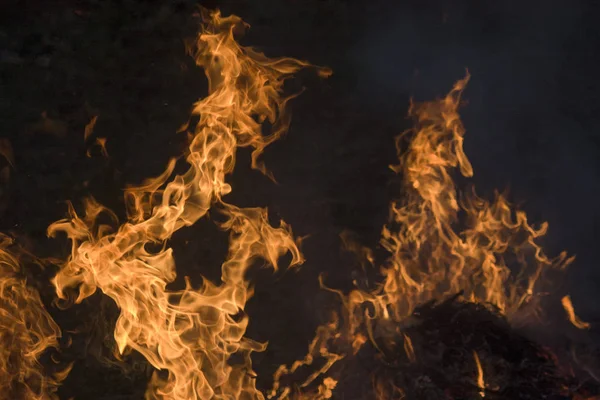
<box><xmin>48</xmin><ymin>9</ymin><xmax>328</xmax><ymax>400</ymax></box>
<box><xmin>473</xmin><ymin>351</ymin><xmax>485</xmax><ymax>398</ymax></box>
<box><xmin>0</xmin><ymin>7</ymin><xmax>594</xmax><ymax>400</ymax></box>
<box><xmin>402</xmin><ymin>334</ymin><xmax>415</xmax><ymax>363</ymax></box>
<box><xmin>562</xmin><ymin>295</ymin><xmax>590</xmax><ymax>330</ymax></box>
<box><xmin>352</xmin><ymin>73</ymin><xmax>572</xmax><ymax>324</ymax></box>
<box><xmin>272</xmin><ymin>74</ymin><xmax>582</xmax><ymax>398</ymax></box>
<box><xmin>0</xmin><ymin>234</ymin><xmax>65</xmax><ymax>399</ymax></box>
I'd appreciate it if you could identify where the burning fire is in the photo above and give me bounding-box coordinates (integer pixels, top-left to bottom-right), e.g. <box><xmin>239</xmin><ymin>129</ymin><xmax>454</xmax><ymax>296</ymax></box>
<box><xmin>341</xmin><ymin>73</ymin><xmax>573</xmax><ymax>325</ymax></box>
<box><xmin>0</xmin><ymin>234</ymin><xmax>66</xmax><ymax>399</ymax></box>
<box><xmin>0</xmin><ymin>8</ymin><xmax>596</xmax><ymax>400</ymax></box>
<box><xmin>46</xmin><ymin>9</ymin><xmax>329</xmax><ymax>400</ymax></box>
<box><xmin>270</xmin><ymin>69</ymin><xmax>589</xmax><ymax>399</ymax></box>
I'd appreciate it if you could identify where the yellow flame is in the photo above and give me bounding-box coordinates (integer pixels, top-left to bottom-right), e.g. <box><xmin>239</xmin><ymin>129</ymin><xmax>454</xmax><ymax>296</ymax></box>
<box><xmin>48</xmin><ymin>9</ymin><xmax>328</xmax><ymax>400</ymax></box>
<box><xmin>364</xmin><ymin>73</ymin><xmax>572</xmax><ymax>322</ymax></box>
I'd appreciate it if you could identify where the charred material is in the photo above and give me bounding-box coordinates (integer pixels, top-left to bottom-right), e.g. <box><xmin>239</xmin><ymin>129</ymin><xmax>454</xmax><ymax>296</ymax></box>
<box><xmin>336</xmin><ymin>294</ymin><xmax>600</xmax><ymax>400</ymax></box>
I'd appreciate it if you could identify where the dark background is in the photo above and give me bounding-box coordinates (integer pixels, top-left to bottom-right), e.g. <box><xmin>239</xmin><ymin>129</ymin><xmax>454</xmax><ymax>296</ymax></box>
<box><xmin>1</xmin><ymin>0</ymin><xmax>599</xmax><ymax>398</ymax></box>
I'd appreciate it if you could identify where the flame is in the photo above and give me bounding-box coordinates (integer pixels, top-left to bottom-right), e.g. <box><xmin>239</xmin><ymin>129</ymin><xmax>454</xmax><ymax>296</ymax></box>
<box><xmin>274</xmin><ymin>74</ymin><xmax>579</xmax><ymax>398</ymax></box>
<box><xmin>0</xmin><ymin>234</ymin><xmax>64</xmax><ymax>399</ymax></box>
<box><xmin>269</xmin><ymin>319</ymin><xmax>343</xmax><ymax>400</ymax></box>
<box><xmin>344</xmin><ymin>72</ymin><xmax>574</xmax><ymax>339</ymax></box>
<box><xmin>352</xmin><ymin>73</ymin><xmax>572</xmax><ymax>324</ymax></box>
<box><xmin>0</xmin><ymin>8</ymin><xmax>588</xmax><ymax>399</ymax></box>
<box><xmin>561</xmin><ymin>295</ymin><xmax>590</xmax><ymax>330</ymax></box>
<box><xmin>402</xmin><ymin>333</ymin><xmax>415</xmax><ymax>363</ymax></box>
<box><xmin>83</xmin><ymin>115</ymin><xmax>98</xmax><ymax>142</ymax></box>
<box><xmin>473</xmin><ymin>351</ymin><xmax>485</xmax><ymax>398</ymax></box>
<box><xmin>86</xmin><ymin>137</ymin><xmax>109</xmax><ymax>158</ymax></box>
<box><xmin>48</xmin><ymin>9</ymin><xmax>328</xmax><ymax>400</ymax></box>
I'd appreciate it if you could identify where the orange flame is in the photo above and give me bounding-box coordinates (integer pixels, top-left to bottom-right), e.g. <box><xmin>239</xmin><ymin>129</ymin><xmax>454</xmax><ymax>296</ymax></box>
<box><xmin>274</xmin><ymin>74</ymin><xmax>578</xmax><ymax>398</ymax></box>
<box><xmin>0</xmin><ymin>8</ymin><xmax>587</xmax><ymax>399</ymax></box>
<box><xmin>48</xmin><ymin>9</ymin><xmax>328</xmax><ymax>400</ymax></box>
<box><xmin>0</xmin><ymin>234</ymin><xmax>65</xmax><ymax>399</ymax></box>
<box><xmin>473</xmin><ymin>351</ymin><xmax>485</xmax><ymax>398</ymax></box>
<box><xmin>353</xmin><ymin>73</ymin><xmax>573</xmax><ymax>325</ymax></box>
<box><xmin>562</xmin><ymin>295</ymin><xmax>590</xmax><ymax>330</ymax></box>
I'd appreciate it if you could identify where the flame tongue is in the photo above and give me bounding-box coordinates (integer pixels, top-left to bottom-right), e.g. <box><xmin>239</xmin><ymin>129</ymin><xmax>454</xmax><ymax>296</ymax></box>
<box><xmin>48</xmin><ymin>10</ymin><xmax>328</xmax><ymax>400</ymax></box>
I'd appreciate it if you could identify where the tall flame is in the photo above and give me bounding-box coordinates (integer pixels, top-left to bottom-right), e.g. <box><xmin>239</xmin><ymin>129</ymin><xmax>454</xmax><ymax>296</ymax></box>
<box><xmin>48</xmin><ymin>10</ymin><xmax>328</xmax><ymax>400</ymax></box>
<box><xmin>272</xmin><ymin>74</ymin><xmax>577</xmax><ymax>398</ymax></box>
<box><xmin>0</xmin><ymin>234</ymin><xmax>64</xmax><ymax>399</ymax></box>
<box><xmin>348</xmin><ymin>73</ymin><xmax>572</xmax><ymax>325</ymax></box>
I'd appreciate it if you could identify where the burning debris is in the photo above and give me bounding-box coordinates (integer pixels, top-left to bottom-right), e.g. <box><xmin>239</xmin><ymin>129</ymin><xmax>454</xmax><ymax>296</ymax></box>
<box><xmin>270</xmin><ymin>56</ymin><xmax>598</xmax><ymax>400</ymax></box>
<box><xmin>0</xmin><ymin>7</ymin><xmax>598</xmax><ymax>400</ymax></box>
<box><xmin>335</xmin><ymin>294</ymin><xmax>600</xmax><ymax>400</ymax></box>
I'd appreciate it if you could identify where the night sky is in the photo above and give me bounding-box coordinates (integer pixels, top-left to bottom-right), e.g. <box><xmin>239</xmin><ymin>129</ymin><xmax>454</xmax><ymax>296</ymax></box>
<box><xmin>0</xmin><ymin>0</ymin><xmax>599</xmax><ymax>398</ymax></box>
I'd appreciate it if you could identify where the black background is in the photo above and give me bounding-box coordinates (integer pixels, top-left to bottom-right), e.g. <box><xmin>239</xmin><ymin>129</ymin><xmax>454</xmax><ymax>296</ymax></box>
<box><xmin>1</xmin><ymin>0</ymin><xmax>599</xmax><ymax>398</ymax></box>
